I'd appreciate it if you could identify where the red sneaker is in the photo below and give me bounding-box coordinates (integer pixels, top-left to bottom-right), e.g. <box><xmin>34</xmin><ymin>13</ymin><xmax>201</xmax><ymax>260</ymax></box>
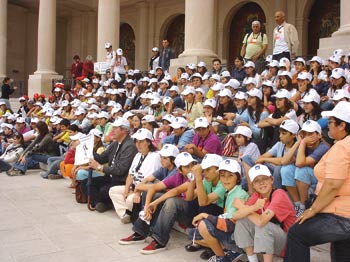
<box><xmin>119</xmin><ymin>233</ymin><xmax>145</xmax><ymax>245</ymax></box>
<box><xmin>140</xmin><ymin>240</ymin><xmax>167</xmax><ymax>254</ymax></box>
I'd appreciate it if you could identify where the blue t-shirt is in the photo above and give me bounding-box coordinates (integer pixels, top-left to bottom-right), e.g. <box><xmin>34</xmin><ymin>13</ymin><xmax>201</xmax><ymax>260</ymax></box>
<box><xmin>306</xmin><ymin>141</ymin><xmax>329</xmax><ymax>163</ymax></box>
<box><xmin>153</xmin><ymin>167</ymin><xmax>177</xmax><ymax>181</ymax></box>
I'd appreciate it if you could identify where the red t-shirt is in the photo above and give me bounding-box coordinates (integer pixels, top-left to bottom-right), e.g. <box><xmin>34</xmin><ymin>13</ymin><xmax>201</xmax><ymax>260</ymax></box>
<box><xmin>246</xmin><ymin>189</ymin><xmax>296</xmax><ymax>233</ymax></box>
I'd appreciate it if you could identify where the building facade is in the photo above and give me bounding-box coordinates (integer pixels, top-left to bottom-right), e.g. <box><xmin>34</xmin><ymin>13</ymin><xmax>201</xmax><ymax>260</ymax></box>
<box><xmin>1</xmin><ymin>0</ymin><xmax>347</xmax><ymax>96</ymax></box>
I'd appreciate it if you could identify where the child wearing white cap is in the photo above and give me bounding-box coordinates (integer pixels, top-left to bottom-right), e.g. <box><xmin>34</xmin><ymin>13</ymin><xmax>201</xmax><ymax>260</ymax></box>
<box><xmin>161</xmin><ymin>117</ymin><xmax>194</xmax><ymax>151</ymax></box>
<box><xmin>190</xmin><ymin>158</ymin><xmax>249</xmax><ymax>262</ymax></box>
<box><xmin>233</xmin><ymin>164</ymin><xmax>296</xmax><ymax>262</ymax></box>
<box><xmin>280</xmin><ymin>120</ymin><xmax>329</xmax><ymax>217</ymax></box>
<box><xmin>109</xmin><ymin>128</ymin><xmax>161</xmax><ymax>223</ymax></box>
<box><xmin>119</xmin><ymin>152</ymin><xmax>197</xmax><ymax>254</ymax></box>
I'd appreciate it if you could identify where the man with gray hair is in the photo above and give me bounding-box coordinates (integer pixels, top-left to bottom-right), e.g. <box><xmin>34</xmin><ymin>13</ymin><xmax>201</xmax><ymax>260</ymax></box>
<box><xmin>80</xmin><ymin>117</ymin><xmax>137</xmax><ymax>212</ymax></box>
<box><xmin>241</xmin><ymin>20</ymin><xmax>268</xmax><ymax>74</ymax></box>
<box><xmin>272</xmin><ymin>11</ymin><xmax>299</xmax><ymax>61</ymax></box>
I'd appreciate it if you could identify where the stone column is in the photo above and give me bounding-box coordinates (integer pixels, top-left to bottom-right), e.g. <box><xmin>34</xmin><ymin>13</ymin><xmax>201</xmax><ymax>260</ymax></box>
<box><xmin>170</xmin><ymin>0</ymin><xmax>217</xmax><ymax>75</ymax></box>
<box><xmin>0</xmin><ymin>0</ymin><xmax>7</xmax><ymax>78</ymax></box>
<box><xmin>97</xmin><ymin>0</ymin><xmax>120</xmax><ymax>62</ymax></box>
<box><xmin>318</xmin><ymin>0</ymin><xmax>350</xmax><ymax>59</ymax></box>
<box><xmin>28</xmin><ymin>0</ymin><xmax>62</xmax><ymax>97</ymax></box>
<box><xmin>135</xmin><ymin>1</ymin><xmax>149</xmax><ymax>71</ymax></box>
<box><xmin>274</xmin><ymin>0</ymin><xmax>287</xmax><ymax>13</ymax></box>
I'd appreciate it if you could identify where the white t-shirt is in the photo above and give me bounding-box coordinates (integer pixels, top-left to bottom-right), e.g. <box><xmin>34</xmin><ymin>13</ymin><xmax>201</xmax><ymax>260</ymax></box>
<box><xmin>273</xmin><ymin>26</ymin><xmax>289</xmax><ymax>55</ymax></box>
<box><xmin>106</xmin><ymin>50</ymin><xmax>116</xmax><ymax>67</ymax></box>
<box><xmin>128</xmin><ymin>152</ymin><xmax>161</xmax><ymax>185</ymax></box>
<box><xmin>238</xmin><ymin>142</ymin><xmax>260</xmax><ymax>160</ymax></box>
<box><xmin>112</xmin><ymin>56</ymin><xmax>128</xmax><ymax>74</ymax></box>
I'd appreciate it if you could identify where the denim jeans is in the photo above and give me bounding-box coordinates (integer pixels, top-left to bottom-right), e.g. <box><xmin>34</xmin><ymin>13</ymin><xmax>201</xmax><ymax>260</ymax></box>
<box><xmin>13</xmin><ymin>154</ymin><xmax>50</xmax><ymax>174</ymax></box>
<box><xmin>133</xmin><ymin>197</ymin><xmax>193</xmax><ymax>246</ymax></box>
<box><xmin>285</xmin><ymin>213</ymin><xmax>350</xmax><ymax>262</ymax></box>
<box><xmin>0</xmin><ymin>159</ymin><xmax>12</xmax><ymax>171</ymax></box>
<box><xmin>76</xmin><ymin>169</ymin><xmax>103</xmax><ymax>181</ymax></box>
<box><xmin>41</xmin><ymin>156</ymin><xmax>64</xmax><ymax>178</ymax></box>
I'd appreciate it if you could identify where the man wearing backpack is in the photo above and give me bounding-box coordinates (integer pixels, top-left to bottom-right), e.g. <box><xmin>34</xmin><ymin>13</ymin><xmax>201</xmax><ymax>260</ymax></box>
<box><xmin>241</xmin><ymin>21</ymin><xmax>268</xmax><ymax>74</ymax></box>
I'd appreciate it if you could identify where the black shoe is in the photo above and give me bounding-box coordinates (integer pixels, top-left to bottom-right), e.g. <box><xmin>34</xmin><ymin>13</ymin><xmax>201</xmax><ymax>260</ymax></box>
<box><xmin>185</xmin><ymin>242</ymin><xmax>203</xmax><ymax>252</ymax></box>
<box><xmin>95</xmin><ymin>202</ymin><xmax>113</xmax><ymax>213</ymax></box>
<box><xmin>200</xmin><ymin>248</ymin><xmax>215</xmax><ymax>260</ymax></box>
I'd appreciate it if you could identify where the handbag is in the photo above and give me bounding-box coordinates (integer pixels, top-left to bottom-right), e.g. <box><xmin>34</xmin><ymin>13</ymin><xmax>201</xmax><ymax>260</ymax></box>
<box><xmin>75</xmin><ymin>181</ymin><xmax>87</xmax><ymax>203</ymax></box>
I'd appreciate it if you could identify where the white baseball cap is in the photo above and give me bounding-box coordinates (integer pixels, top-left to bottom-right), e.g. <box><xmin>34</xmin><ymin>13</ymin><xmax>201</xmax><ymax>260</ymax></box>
<box><xmin>203</xmin><ymin>98</ymin><xmax>217</xmax><ymax>108</ymax></box>
<box><xmin>142</xmin><ymin>115</ymin><xmax>156</xmax><ymax>123</ymax></box>
<box><xmin>234</xmin><ymin>91</ymin><xmax>248</xmax><ymax>100</ymax></box>
<box><xmin>61</xmin><ymin>100</ymin><xmax>69</xmax><ymax>107</ymax></box>
<box><xmin>268</xmin><ymin>60</ymin><xmax>280</xmax><ymax>68</ymax></box>
<box><xmin>116</xmin><ymin>48</ymin><xmax>123</xmax><ymax>55</ymax></box>
<box><xmin>170</xmin><ymin>117</ymin><xmax>188</xmax><ymax>129</ymax></box>
<box><xmin>294</xmin><ymin>57</ymin><xmax>306</xmax><ymax>65</ymax></box>
<box><xmin>197</xmin><ymin>61</ymin><xmax>206</xmax><ymax>67</ymax></box>
<box><xmin>279</xmin><ymin>57</ymin><xmax>290</xmax><ymax>68</ymax></box>
<box><xmin>195</xmin><ymin>88</ymin><xmax>205</xmax><ymax>95</ymax></box>
<box><xmin>16</xmin><ymin>117</ymin><xmax>26</xmax><ymax>124</ymax></box>
<box><xmin>104</xmin><ymin>42</ymin><xmax>112</xmax><ymax>49</ymax></box>
<box><xmin>245</xmin><ymin>77</ymin><xmax>257</xmax><ymax>86</ymax></box>
<box><xmin>181</xmin><ymin>86</ymin><xmax>196</xmax><ymax>95</ymax></box>
<box><xmin>225</xmin><ymin>79</ymin><xmax>240</xmax><ymax>89</ymax></box>
<box><xmin>191</xmin><ymin>73</ymin><xmax>203</xmax><ymax>80</ymax></box>
<box><xmin>174</xmin><ymin>152</ymin><xmax>197</xmax><ymax>168</ymax></box>
<box><xmin>74</xmin><ymin>108</ymin><xmax>86</xmax><ymax>115</ymax></box>
<box><xmin>111</xmin><ymin>117</ymin><xmax>130</xmax><ymax>128</ymax></box>
<box><xmin>169</xmin><ymin>85</ymin><xmax>179</xmax><ymax>93</ymax></box>
<box><xmin>309</xmin><ymin>56</ymin><xmax>322</xmax><ymax>64</ymax></box>
<box><xmin>111</xmin><ymin>107</ymin><xmax>122</xmax><ymax>115</ymax></box>
<box><xmin>87</xmin><ymin>112</ymin><xmax>98</xmax><ymax>119</ymax></box>
<box><xmin>272</xmin><ymin>89</ymin><xmax>292</xmax><ymax>99</ymax></box>
<box><xmin>211</xmin><ymin>82</ymin><xmax>225</xmax><ymax>92</ymax></box>
<box><xmin>159</xmin><ymin>79</ymin><xmax>169</xmax><ymax>86</ymax></box>
<box><xmin>97</xmin><ymin>111</ymin><xmax>109</xmax><ymax>119</ymax></box>
<box><xmin>297</xmin><ymin>72</ymin><xmax>312</xmax><ymax>81</ymax></box>
<box><xmin>123</xmin><ymin>111</ymin><xmax>135</xmax><ymax>120</ymax></box>
<box><xmin>163</xmin><ymin>96</ymin><xmax>173</xmax><ymax>105</ymax></box>
<box><xmin>301</xmin><ymin>120</ymin><xmax>322</xmax><ymax>134</ymax></box>
<box><xmin>280</xmin><ymin>119</ymin><xmax>299</xmax><ymax>134</ymax></box>
<box><xmin>152</xmin><ymin>47</ymin><xmax>159</xmax><ymax>52</ymax></box>
<box><xmin>232</xmin><ymin>126</ymin><xmax>252</xmax><ymax>138</ymax></box>
<box><xmin>181</xmin><ymin>73</ymin><xmax>189</xmax><ymax>79</ymax></box>
<box><xmin>151</xmin><ymin>97</ymin><xmax>161</xmax><ymax>105</ymax></box>
<box><xmin>218</xmin><ymin>158</ymin><xmax>241</xmax><ymax>174</ymax></box>
<box><xmin>187</xmin><ymin>63</ymin><xmax>196</xmax><ymax>70</ymax></box>
<box><xmin>331</xmin><ymin>89</ymin><xmax>350</xmax><ymax>101</ymax></box>
<box><xmin>201</xmin><ymin>154</ymin><xmax>223</xmax><ymax>169</ymax></box>
<box><xmin>210</xmin><ymin>74</ymin><xmax>221</xmax><ymax>82</ymax></box>
<box><xmin>265</xmin><ymin>55</ymin><xmax>273</xmax><ymax>62</ymax></box>
<box><xmin>249</xmin><ymin>164</ymin><xmax>272</xmax><ymax>182</ymax></box>
<box><xmin>194</xmin><ymin>117</ymin><xmax>209</xmax><ymax>129</ymax></box>
<box><xmin>262</xmin><ymin>80</ymin><xmax>273</xmax><ymax>87</ymax></box>
<box><xmin>132</xmin><ymin>128</ymin><xmax>153</xmax><ymax>140</ymax></box>
<box><xmin>321</xmin><ymin>101</ymin><xmax>350</xmax><ymax>123</ymax></box>
<box><xmin>89</xmin><ymin>104</ymin><xmax>101</xmax><ymax>112</ymax></box>
<box><xmin>31</xmin><ymin>117</ymin><xmax>39</xmax><ymax>123</ymax></box>
<box><xmin>89</xmin><ymin>128</ymin><xmax>103</xmax><ymax>138</ymax></box>
<box><xmin>218</xmin><ymin>89</ymin><xmax>232</xmax><ymax>98</ymax></box>
<box><xmin>162</xmin><ymin>114</ymin><xmax>176</xmax><ymax>123</ymax></box>
<box><xmin>301</xmin><ymin>89</ymin><xmax>321</xmax><ymax>104</ymax></box>
<box><xmin>159</xmin><ymin>144</ymin><xmax>180</xmax><ymax>158</ymax></box>
<box><xmin>329</xmin><ymin>55</ymin><xmax>341</xmax><ymax>64</ymax></box>
<box><xmin>333</xmin><ymin>49</ymin><xmax>345</xmax><ymax>57</ymax></box>
<box><xmin>244</xmin><ymin>61</ymin><xmax>255</xmax><ymax>68</ymax></box>
<box><xmin>221</xmin><ymin>71</ymin><xmax>231</xmax><ymax>78</ymax></box>
<box><xmin>148</xmin><ymin>78</ymin><xmax>158</xmax><ymax>85</ymax></box>
<box><xmin>331</xmin><ymin>68</ymin><xmax>346</xmax><ymax>79</ymax></box>
<box><xmin>278</xmin><ymin>70</ymin><xmax>292</xmax><ymax>79</ymax></box>
<box><xmin>247</xmin><ymin>88</ymin><xmax>263</xmax><ymax>100</ymax></box>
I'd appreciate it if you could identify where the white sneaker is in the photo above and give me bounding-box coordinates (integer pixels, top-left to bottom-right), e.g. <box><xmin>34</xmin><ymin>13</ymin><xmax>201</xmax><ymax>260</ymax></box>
<box><xmin>121</xmin><ymin>214</ymin><xmax>131</xmax><ymax>224</ymax></box>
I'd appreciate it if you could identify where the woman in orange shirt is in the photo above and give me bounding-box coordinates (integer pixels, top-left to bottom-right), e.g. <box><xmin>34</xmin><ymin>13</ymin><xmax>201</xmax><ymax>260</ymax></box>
<box><xmin>285</xmin><ymin>101</ymin><xmax>350</xmax><ymax>262</ymax></box>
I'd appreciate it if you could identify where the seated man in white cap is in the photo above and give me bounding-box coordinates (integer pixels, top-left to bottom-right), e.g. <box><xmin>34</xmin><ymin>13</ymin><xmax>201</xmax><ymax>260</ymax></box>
<box><xmin>81</xmin><ymin>117</ymin><xmax>137</xmax><ymax>212</ymax></box>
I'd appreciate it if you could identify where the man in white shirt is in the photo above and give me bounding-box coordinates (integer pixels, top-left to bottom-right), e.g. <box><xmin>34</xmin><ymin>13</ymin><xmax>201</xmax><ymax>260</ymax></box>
<box><xmin>272</xmin><ymin>11</ymin><xmax>299</xmax><ymax>62</ymax></box>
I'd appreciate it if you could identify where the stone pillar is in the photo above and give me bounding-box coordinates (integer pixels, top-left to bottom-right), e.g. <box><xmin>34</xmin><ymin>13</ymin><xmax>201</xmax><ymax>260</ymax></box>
<box><xmin>0</xmin><ymin>0</ymin><xmax>7</xmax><ymax>78</ymax></box>
<box><xmin>135</xmin><ymin>1</ymin><xmax>149</xmax><ymax>71</ymax></box>
<box><xmin>318</xmin><ymin>0</ymin><xmax>350</xmax><ymax>59</ymax></box>
<box><xmin>169</xmin><ymin>0</ymin><xmax>217</xmax><ymax>75</ymax></box>
<box><xmin>28</xmin><ymin>0</ymin><xmax>62</xmax><ymax>96</ymax></box>
<box><xmin>97</xmin><ymin>0</ymin><xmax>120</xmax><ymax>62</ymax></box>
<box><xmin>274</xmin><ymin>0</ymin><xmax>287</xmax><ymax>13</ymax></box>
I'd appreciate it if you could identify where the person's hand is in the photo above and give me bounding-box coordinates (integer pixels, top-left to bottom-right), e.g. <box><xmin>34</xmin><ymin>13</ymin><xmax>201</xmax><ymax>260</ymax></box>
<box><xmin>191</xmin><ymin>164</ymin><xmax>202</xmax><ymax>180</ymax></box>
<box><xmin>255</xmin><ymin>157</ymin><xmax>265</xmax><ymax>164</ymax></box>
<box><xmin>184</xmin><ymin>144</ymin><xmax>195</xmax><ymax>154</ymax></box>
<box><xmin>238</xmin><ymin>121</ymin><xmax>249</xmax><ymax>127</ymax></box>
<box><xmin>13</xmin><ymin>86</ymin><xmax>18</xmax><ymax>90</ymax></box>
<box><xmin>88</xmin><ymin>158</ymin><xmax>99</xmax><ymax>170</ymax></box>
<box><xmin>296</xmin><ymin>208</ymin><xmax>316</xmax><ymax>224</ymax></box>
<box><xmin>321</xmin><ymin>96</ymin><xmax>328</xmax><ymax>102</ymax></box>
<box><xmin>226</xmin><ymin>120</ymin><xmax>234</xmax><ymax>127</ymax></box>
<box><xmin>302</xmin><ymin>133</ymin><xmax>319</xmax><ymax>147</ymax></box>
<box><xmin>251</xmin><ymin>55</ymin><xmax>258</xmax><ymax>62</ymax></box>
<box><xmin>254</xmin><ymin>198</ymin><xmax>266</xmax><ymax>211</ymax></box>
<box><xmin>233</xmin><ymin>198</ymin><xmax>246</xmax><ymax>209</ymax></box>
<box><xmin>123</xmin><ymin>187</ymin><xmax>130</xmax><ymax>200</ymax></box>
<box><xmin>144</xmin><ymin>202</ymin><xmax>157</xmax><ymax>220</ymax></box>
<box><xmin>133</xmin><ymin>192</ymin><xmax>141</xmax><ymax>203</ymax></box>
<box><xmin>192</xmin><ymin>213</ymin><xmax>207</xmax><ymax>226</ymax></box>
<box><xmin>224</xmin><ymin>112</ymin><xmax>236</xmax><ymax>120</ymax></box>
<box><xmin>20</xmin><ymin>156</ymin><xmax>26</xmax><ymax>164</ymax></box>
